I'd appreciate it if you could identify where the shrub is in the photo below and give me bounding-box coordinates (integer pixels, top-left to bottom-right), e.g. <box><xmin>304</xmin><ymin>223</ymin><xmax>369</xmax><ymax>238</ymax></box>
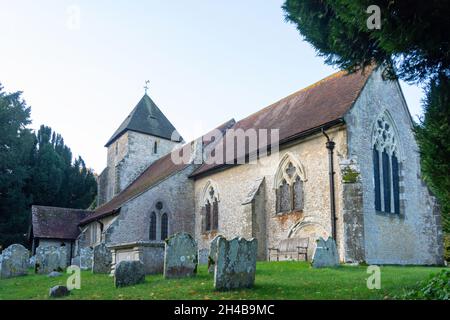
<box><xmin>400</xmin><ymin>269</ymin><xmax>450</xmax><ymax>300</ymax></box>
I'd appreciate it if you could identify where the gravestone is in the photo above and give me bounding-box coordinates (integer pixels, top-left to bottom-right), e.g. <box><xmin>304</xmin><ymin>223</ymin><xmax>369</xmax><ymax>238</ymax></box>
<box><xmin>71</xmin><ymin>247</ymin><xmax>93</xmax><ymax>270</ymax></box>
<box><xmin>92</xmin><ymin>243</ymin><xmax>112</xmax><ymax>274</ymax></box>
<box><xmin>0</xmin><ymin>244</ymin><xmax>29</xmax><ymax>279</ymax></box>
<box><xmin>214</xmin><ymin>237</ymin><xmax>257</xmax><ymax>291</ymax></box>
<box><xmin>35</xmin><ymin>246</ymin><xmax>68</xmax><ymax>274</ymax></box>
<box><xmin>198</xmin><ymin>248</ymin><xmax>209</xmax><ymax>265</ymax></box>
<box><xmin>208</xmin><ymin>235</ymin><xmax>224</xmax><ymax>274</ymax></box>
<box><xmin>312</xmin><ymin>237</ymin><xmax>339</xmax><ymax>268</ymax></box>
<box><xmin>49</xmin><ymin>285</ymin><xmax>70</xmax><ymax>298</ymax></box>
<box><xmin>114</xmin><ymin>260</ymin><xmax>145</xmax><ymax>288</ymax></box>
<box><xmin>164</xmin><ymin>232</ymin><xmax>198</xmax><ymax>279</ymax></box>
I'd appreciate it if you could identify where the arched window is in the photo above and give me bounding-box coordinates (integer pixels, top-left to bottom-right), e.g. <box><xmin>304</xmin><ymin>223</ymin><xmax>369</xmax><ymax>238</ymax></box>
<box><xmin>201</xmin><ymin>182</ymin><xmax>219</xmax><ymax>233</ymax></box>
<box><xmin>149</xmin><ymin>212</ymin><xmax>157</xmax><ymax>240</ymax></box>
<box><xmin>274</xmin><ymin>154</ymin><xmax>305</xmax><ymax>213</ymax></box>
<box><xmin>372</xmin><ymin>113</ymin><xmax>401</xmax><ymax>214</ymax></box>
<box><xmin>160</xmin><ymin>213</ymin><xmax>168</xmax><ymax>240</ymax></box>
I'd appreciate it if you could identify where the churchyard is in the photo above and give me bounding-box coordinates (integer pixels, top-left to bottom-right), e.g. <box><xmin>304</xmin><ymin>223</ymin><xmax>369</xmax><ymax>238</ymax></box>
<box><xmin>0</xmin><ymin>262</ymin><xmax>444</xmax><ymax>300</ymax></box>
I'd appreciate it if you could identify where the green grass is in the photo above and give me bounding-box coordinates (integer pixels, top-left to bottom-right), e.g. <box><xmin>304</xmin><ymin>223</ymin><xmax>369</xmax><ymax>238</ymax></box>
<box><xmin>0</xmin><ymin>262</ymin><xmax>445</xmax><ymax>300</ymax></box>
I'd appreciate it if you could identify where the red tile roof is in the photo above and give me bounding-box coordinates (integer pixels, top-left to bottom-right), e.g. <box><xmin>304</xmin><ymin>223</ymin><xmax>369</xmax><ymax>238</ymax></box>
<box><xmin>80</xmin><ymin>119</ymin><xmax>236</xmax><ymax>225</ymax></box>
<box><xmin>31</xmin><ymin>206</ymin><xmax>92</xmax><ymax>240</ymax></box>
<box><xmin>190</xmin><ymin>68</ymin><xmax>373</xmax><ymax>177</ymax></box>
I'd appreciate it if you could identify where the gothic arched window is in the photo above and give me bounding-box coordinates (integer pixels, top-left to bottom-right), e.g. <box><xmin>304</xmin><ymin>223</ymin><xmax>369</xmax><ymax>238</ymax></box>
<box><xmin>201</xmin><ymin>182</ymin><xmax>219</xmax><ymax>233</ymax></box>
<box><xmin>372</xmin><ymin>113</ymin><xmax>401</xmax><ymax>214</ymax></box>
<box><xmin>275</xmin><ymin>154</ymin><xmax>305</xmax><ymax>214</ymax></box>
<box><xmin>149</xmin><ymin>212</ymin><xmax>157</xmax><ymax>240</ymax></box>
<box><xmin>160</xmin><ymin>213</ymin><xmax>168</xmax><ymax>240</ymax></box>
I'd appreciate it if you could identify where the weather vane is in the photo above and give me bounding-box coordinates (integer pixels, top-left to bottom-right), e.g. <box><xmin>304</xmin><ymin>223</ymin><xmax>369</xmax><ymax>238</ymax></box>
<box><xmin>144</xmin><ymin>80</ymin><xmax>150</xmax><ymax>94</ymax></box>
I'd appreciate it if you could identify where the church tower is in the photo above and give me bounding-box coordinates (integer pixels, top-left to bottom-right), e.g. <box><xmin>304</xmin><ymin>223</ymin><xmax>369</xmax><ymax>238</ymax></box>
<box><xmin>97</xmin><ymin>94</ymin><xmax>184</xmax><ymax>206</ymax></box>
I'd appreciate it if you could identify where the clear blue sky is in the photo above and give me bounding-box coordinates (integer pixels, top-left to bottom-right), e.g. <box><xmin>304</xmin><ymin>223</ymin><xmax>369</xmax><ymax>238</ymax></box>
<box><xmin>0</xmin><ymin>0</ymin><xmax>424</xmax><ymax>173</ymax></box>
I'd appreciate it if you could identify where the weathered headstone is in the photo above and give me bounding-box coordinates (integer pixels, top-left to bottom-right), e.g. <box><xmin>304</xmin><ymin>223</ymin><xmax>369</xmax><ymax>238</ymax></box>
<box><xmin>208</xmin><ymin>235</ymin><xmax>224</xmax><ymax>274</ymax></box>
<box><xmin>71</xmin><ymin>247</ymin><xmax>93</xmax><ymax>270</ymax></box>
<box><xmin>312</xmin><ymin>237</ymin><xmax>339</xmax><ymax>268</ymax></box>
<box><xmin>49</xmin><ymin>285</ymin><xmax>70</xmax><ymax>298</ymax></box>
<box><xmin>0</xmin><ymin>244</ymin><xmax>29</xmax><ymax>279</ymax></box>
<box><xmin>92</xmin><ymin>243</ymin><xmax>112</xmax><ymax>274</ymax></box>
<box><xmin>35</xmin><ymin>246</ymin><xmax>68</xmax><ymax>274</ymax></box>
<box><xmin>114</xmin><ymin>260</ymin><xmax>145</xmax><ymax>288</ymax></box>
<box><xmin>164</xmin><ymin>232</ymin><xmax>198</xmax><ymax>279</ymax></box>
<box><xmin>214</xmin><ymin>237</ymin><xmax>257</xmax><ymax>291</ymax></box>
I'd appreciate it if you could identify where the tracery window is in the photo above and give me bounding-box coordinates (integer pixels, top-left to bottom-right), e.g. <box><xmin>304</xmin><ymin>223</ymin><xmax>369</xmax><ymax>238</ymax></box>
<box><xmin>275</xmin><ymin>155</ymin><xmax>305</xmax><ymax>213</ymax></box>
<box><xmin>372</xmin><ymin>113</ymin><xmax>401</xmax><ymax>214</ymax></box>
<box><xmin>149</xmin><ymin>211</ymin><xmax>157</xmax><ymax>240</ymax></box>
<box><xmin>201</xmin><ymin>182</ymin><xmax>219</xmax><ymax>233</ymax></box>
<box><xmin>148</xmin><ymin>201</ymin><xmax>169</xmax><ymax>241</ymax></box>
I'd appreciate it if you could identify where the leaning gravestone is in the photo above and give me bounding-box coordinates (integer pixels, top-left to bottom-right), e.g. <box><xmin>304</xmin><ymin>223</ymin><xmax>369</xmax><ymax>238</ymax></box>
<box><xmin>35</xmin><ymin>246</ymin><xmax>68</xmax><ymax>274</ymax></box>
<box><xmin>114</xmin><ymin>260</ymin><xmax>145</xmax><ymax>288</ymax></box>
<box><xmin>312</xmin><ymin>237</ymin><xmax>339</xmax><ymax>268</ymax></box>
<box><xmin>208</xmin><ymin>235</ymin><xmax>224</xmax><ymax>274</ymax></box>
<box><xmin>0</xmin><ymin>244</ymin><xmax>29</xmax><ymax>279</ymax></box>
<box><xmin>164</xmin><ymin>232</ymin><xmax>198</xmax><ymax>279</ymax></box>
<box><xmin>71</xmin><ymin>247</ymin><xmax>93</xmax><ymax>270</ymax></box>
<box><xmin>214</xmin><ymin>237</ymin><xmax>257</xmax><ymax>291</ymax></box>
<box><xmin>92</xmin><ymin>243</ymin><xmax>112</xmax><ymax>274</ymax></box>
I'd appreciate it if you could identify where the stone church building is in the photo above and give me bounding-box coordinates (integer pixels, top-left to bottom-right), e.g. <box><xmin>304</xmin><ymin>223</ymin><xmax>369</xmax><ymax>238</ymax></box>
<box><xmin>30</xmin><ymin>66</ymin><xmax>444</xmax><ymax>270</ymax></box>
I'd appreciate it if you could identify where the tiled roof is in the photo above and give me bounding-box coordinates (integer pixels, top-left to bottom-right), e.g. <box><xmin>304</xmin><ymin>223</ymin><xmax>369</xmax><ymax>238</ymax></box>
<box><xmin>105</xmin><ymin>94</ymin><xmax>183</xmax><ymax>147</ymax></box>
<box><xmin>190</xmin><ymin>68</ymin><xmax>373</xmax><ymax>177</ymax></box>
<box><xmin>31</xmin><ymin>206</ymin><xmax>92</xmax><ymax>240</ymax></box>
<box><xmin>80</xmin><ymin>119</ymin><xmax>236</xmax><ymax>225</ymax></box>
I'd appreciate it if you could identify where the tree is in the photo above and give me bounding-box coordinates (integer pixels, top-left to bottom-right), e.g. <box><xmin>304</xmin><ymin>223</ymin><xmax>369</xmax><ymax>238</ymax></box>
<box><xmin>415</xmin><ymin>75</ymin><xmax>450</xmax><ymax>232</ymax></box>
<box><xmin>0</xmin><ymin>85</ymin><xmax>36</xmax><ymax>247</ymax></box>
<box><xmin>282</xmin><ymin>0</ymin><xmax>450</xmax><ymax>233</ymax></box>
<box><xmin>282</xmin><ymin>0</ymin><xmax>450</xmax><ymax>81</ymax></box>
<box><xmin>0</xmin><ymin>85</ymin><xmax>98</xmax><ymax>248</ymax></box>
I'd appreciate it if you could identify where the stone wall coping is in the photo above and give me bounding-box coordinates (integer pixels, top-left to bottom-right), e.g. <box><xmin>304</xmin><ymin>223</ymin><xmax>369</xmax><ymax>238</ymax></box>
<box><xmin>108</xmin><ymin>241</ymin><xmax>164</xmax><ymax>250</ymax></box>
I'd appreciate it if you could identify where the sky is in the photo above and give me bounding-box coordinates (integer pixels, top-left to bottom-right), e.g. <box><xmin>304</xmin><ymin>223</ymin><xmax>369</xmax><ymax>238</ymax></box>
<box><xmin>0</xmin><ymin>1</ymin><xmax>425</xmax><ymax>173</ymax></box>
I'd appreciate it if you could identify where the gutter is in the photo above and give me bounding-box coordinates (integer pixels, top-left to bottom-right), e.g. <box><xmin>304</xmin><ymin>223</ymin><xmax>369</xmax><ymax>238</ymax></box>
<box><xmin>189</xmin><ymin>118</ymin><xmax>345</xmax><ymax>179</ymax></box>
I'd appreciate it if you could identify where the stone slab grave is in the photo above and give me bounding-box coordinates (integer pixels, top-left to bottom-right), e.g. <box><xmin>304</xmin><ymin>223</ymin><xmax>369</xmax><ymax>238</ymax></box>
<box><xmin>71</xmin><ymin>247</ymin><xmax>93</xmax><ymax>270</ymax></box>
<box><xmin>208</xmin><ymin>235</ymin><xmax>224</xmax><ymax>274</ymax></box>
<box><xmin>92</xmin><ymin>243</ymin><xmax>112</xmax><ymax>274</ymax></box>
<box><xmin>0</xmin><ymin>244</ymin><xmax>29</xmax><ymax>279</ymax></box>
<box><xmin>164</xmin><ymin>232</ymin><xmax>198</xmax><ymax>279</ymax></box>
<box><xmin>114</xmin><ymin>260</ymin><xmax>145</xmax><ymax>288</ymax></box>
<box><xmin>214</xmin><ymin>237</ymin><xmax>257</xmax><ymax>291</ymax></box>
<box><xmin>312</xmin><ymin>237</ymin><xmax>339</xmax><ymax>268</ymax></box>
<box><xmin>35</xmin><ymin>245</ymin><xmax>69</xmax><ymax>274</ymax></box>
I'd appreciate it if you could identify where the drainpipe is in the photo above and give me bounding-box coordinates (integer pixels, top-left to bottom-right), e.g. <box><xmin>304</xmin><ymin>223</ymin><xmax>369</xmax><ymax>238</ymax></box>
<box><xmin>322</xmin><ymin>128</ymin><xmax>337</xmax><ymax>241</ymax></box>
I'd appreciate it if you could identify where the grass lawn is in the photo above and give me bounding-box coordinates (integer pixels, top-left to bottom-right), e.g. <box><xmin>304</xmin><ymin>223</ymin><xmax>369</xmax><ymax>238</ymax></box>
<box><xmin>0</xmin><ymin>262</ymin><xmax>445</xmax><ymax>300</ymax></box>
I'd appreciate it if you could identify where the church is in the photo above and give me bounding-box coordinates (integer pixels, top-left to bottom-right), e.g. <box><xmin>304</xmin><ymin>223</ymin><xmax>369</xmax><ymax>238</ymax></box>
<box><xmin>29</xmin><ymin>65</ymin><xmax>444</xmax><ymax>271</ymax></box>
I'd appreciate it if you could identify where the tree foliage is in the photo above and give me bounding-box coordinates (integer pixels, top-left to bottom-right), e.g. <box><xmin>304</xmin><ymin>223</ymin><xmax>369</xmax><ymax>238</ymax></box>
<box><xmin>282</xmin><ymin>0</ymin><xmax>450</xmax><ymax>82</ymax></box>
<box><xmin>0</xmin><ymin>85</ymin><xmax>97</xmax><ymax>248</ymax></box>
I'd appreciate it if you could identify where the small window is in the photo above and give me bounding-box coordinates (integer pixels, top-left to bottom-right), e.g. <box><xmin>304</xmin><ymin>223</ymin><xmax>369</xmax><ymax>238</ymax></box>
<box><xmin>115</xmin><ymin>142</ymin><xmax>118</xmax><ymax>155</ymax></box>
<box><xmin>149</xmin><ymin>212</ymin><xmax>156</xmax><ymax>240</ymax></box>
<box><xmin>153</xmin><ymin>141</ymin><xmax>158</xmax><ymax>154</ymax></box>
<box><xmin>202</xmin><ymin>184</ymin><xmax>219</xmax><ymax>233</ymax></box>
<box><xmin>160</xmin><ymin>213</ymin><xmax>168</xmax><ymax>240</ymax></box>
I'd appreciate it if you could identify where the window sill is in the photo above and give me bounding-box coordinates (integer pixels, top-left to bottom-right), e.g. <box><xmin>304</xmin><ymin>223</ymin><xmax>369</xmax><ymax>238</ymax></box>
<box><xmin>375</xmin><ymin>210</ymin><xmax>404</xmax><ymax>219</ymax></box>
<box><xmin>274</xmin><ymin>210</ymin><xmax>303</xmax><ymax>217</ymax></box>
